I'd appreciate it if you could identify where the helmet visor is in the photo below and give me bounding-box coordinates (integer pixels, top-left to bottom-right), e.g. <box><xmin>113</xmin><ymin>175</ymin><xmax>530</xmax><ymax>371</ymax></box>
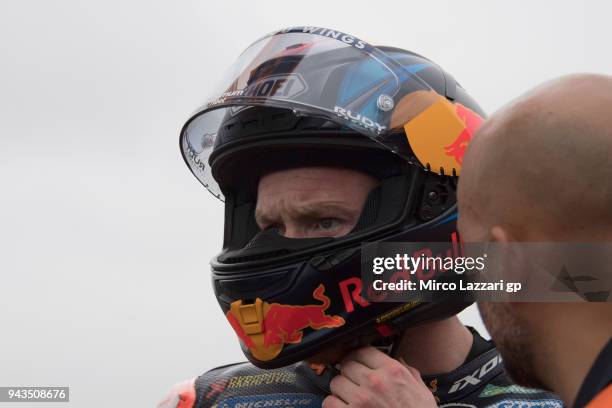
<box><xmin>181</xmin><ymin>27</ymin><xmax>477</xmax><ymax>199</ymax></box>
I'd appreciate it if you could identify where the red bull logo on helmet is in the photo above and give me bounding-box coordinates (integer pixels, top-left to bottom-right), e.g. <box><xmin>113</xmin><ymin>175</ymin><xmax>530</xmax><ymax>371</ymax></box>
<box><xmin>226</xmin><ymin>284</ymin><xmax>345</xmax><ymax>361</ymax></box>
<box><xmin>444</xmin><ymin>103</ymin><xmax>484</xmax><ymax>166</ymax></box>
<box><xmin>402</xmin><ymin>92</ymin><xmax>484</xmax><ymax>176</ymax></box>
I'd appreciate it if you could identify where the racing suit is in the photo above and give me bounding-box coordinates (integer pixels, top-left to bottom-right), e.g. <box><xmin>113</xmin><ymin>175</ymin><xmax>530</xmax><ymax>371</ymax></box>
<box><xmin>158</xmin><ymin>329</ymin><xmax>564</xmax><ymax>408</ymax></box>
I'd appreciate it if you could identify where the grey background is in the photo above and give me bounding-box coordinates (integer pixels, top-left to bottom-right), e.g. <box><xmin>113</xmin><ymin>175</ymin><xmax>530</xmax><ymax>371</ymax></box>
<box><xmin>0</xmin><ymin>1</ymin><xmax>610</xmax><ymax>407</ymax></box>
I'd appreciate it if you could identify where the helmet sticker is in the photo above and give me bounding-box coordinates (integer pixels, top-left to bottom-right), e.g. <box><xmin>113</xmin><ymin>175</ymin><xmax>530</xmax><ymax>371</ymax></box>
<box><xmin>333</xmin><ymin>105</ymin><xmax>386</xmax><ymax>133</ymax></box>
<box><xmin>226</xmin><ymin>284</ymin><xmax>345</xmax><ymax>361</ymax></box>
<box><xmin>403</xmin><ymin>94</ymin><xmax>484</xmax><ymax>175</ymax></box>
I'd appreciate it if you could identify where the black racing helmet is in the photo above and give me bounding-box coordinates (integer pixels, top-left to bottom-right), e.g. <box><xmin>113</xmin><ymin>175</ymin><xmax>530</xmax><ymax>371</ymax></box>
<box><xmin>180</xmin><ymin>27</ymin><xmax>486</xmax><ymax>368</ymax></box>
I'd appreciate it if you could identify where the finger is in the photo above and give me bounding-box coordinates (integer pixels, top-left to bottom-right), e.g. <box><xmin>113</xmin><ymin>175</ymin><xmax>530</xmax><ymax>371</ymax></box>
<box><xmin>342</xmin><ymin>346</ymin><xmax>392</xmax><ymax>369</ymax></box>
<box><xmin>338</xmin><ymin>359</ymin><xmax>371</xmax><ymax>386</ymax></box>
<box><xmin>322</xmin><ymin>395</ymin><xmax>348</xmax><ymax>408</ymax></box>
<box><xmin>329</xmin><ymin>373</ymin><xmax>360</xmax><ymax>404</ymax></box>
<box><xmin>398</xmin><ymin>357</ymin><xmax>421</xmax><ymax>382</ymax></box>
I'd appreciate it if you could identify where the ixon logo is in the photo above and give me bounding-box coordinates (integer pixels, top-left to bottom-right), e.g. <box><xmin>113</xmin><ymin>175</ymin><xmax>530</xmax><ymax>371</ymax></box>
<box><xmin>448</xmin><ymin>354</ymin><xmax>503</xmax><ymax>394</ymax></box>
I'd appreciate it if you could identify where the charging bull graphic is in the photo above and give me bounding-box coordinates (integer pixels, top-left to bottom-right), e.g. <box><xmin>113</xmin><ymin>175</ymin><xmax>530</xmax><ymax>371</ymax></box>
<box><xmin>444</xmin><ymin>103</ymin><xmax>484</xmax><ymax>165</ymax></box>
<box><xmin>401</xmin><ymin>90</ymin><xmax>484</xmax><ymax>176</ymax></box>
<box><xmin>226</xmin><ymin>284</ymin><xmax>345</xmax><ymax>361</ymax></box>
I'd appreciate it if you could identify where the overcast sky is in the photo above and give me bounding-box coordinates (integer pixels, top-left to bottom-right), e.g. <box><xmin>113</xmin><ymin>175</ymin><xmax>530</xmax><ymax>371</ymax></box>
<box><xmin>0</xmin><ymin>1</ymin><xmax>610</xmax><ymax>407</ymax></box>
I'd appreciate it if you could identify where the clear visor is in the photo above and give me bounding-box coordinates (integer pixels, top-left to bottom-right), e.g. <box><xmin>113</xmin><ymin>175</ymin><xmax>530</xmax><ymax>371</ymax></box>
<box><xmin>181</xmin><ymin>27</ymin><xmax>479</xmax><ymax>200</ymax></box>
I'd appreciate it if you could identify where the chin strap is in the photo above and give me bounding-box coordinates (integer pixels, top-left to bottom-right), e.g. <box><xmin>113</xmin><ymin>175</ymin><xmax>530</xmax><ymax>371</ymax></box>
<box><xmin>391</xmin><ymin>334</ymin><xmax>404</xmax><ymax>358</ymax></box>
<box><xmin>372</xmin><ymin>333</ymin><xmax>403</xmax><ymax>358</ymax></box>
<box><xmin>308</xmin><ymin>332</ymin><xmax>404</xmax><ymax>377</ymax></box>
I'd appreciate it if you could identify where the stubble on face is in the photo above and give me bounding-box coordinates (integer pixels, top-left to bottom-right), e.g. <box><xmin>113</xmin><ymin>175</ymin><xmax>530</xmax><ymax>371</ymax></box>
<box><xmin>478</xmin><ymin>302</ymin><xmax>548</xmax><ymax>390</ymax></box>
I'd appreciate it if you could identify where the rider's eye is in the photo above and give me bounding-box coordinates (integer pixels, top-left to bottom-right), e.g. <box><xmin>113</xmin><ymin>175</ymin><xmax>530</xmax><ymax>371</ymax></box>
<box><xmin>264</xmin><ymin>224</ymin><xmax>284</xmax><ymax>235</ymax></box>
<box><xmin>316</xmin><ymin>218</ymin><xmax>340</xmax><ymax>231</ymax></box>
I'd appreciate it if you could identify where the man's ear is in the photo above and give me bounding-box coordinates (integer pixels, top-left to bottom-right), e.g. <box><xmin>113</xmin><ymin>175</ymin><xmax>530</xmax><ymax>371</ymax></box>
<box><xmin>490</xmin><ymin>226</ymin><xmax>512</xmax><ymax>243</ymax></box>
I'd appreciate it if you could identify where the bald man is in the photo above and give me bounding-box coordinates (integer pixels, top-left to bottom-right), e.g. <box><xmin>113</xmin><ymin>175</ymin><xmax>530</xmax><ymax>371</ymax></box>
<box><xmin>458</xmin><ymin>74</ymin><xmax>612</xmax><ymax>408</ymax></box>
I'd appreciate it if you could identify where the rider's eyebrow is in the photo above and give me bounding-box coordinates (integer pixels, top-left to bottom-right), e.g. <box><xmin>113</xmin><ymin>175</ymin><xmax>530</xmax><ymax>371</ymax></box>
<box><xmin>290</xmin><ymin>201</ymin><xmax>357</xmax><ymax>219</ymax></box>
<box><xmin>255</xmin><ymin>200</ymin><xmax>357</xmax><ymax>227</ymax></box>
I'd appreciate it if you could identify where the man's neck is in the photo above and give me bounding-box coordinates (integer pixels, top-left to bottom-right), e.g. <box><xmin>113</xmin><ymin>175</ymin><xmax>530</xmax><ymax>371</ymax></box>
<box><xmin>533</xmin><ymin>316</ymin><xmax>610</xmax><ymax>407</ymax></box>
<box><xmin>397</xmin><ymin>317</ymin><xmax>473</xmax><ymax>375</ymax></box>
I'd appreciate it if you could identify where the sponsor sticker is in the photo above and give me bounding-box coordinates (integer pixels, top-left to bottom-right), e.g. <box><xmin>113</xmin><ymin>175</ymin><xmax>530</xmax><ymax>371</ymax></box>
<box><xmin>333</xmin><ymin>106</ymin><xmax>386</xmax><ymax>133</ymax></box>
<box><xmin>485</xmin><ymin>399</ymin><xmax>563</xmax><ymax>408</ymax></box>
<box><xmin>277</xmin><ymin>27</ymin><xmax>368</xmax><ymax>50</ymax></box>
<box><xmin>479</xmin><ymin>384</ymin><xmax>544</xmax><ymax>398</ymax></box>
<box><xmin>227</xmin><ymin>284</ymin><xmax>345</xmax><ymax>361</ymax></box>
<box><xmin>212</xmin><ymin>393</ymin><xmax>324</xmax><ymax>408</ymax></box>
<box><xmin>207</xmin><ymin>74</ymin><xmax>308</xmax><ymax>108</ymax></box>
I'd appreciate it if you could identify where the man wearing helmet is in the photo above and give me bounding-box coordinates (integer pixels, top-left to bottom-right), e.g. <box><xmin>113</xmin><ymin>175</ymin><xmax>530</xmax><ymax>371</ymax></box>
<box><xmin>158</xmin><ymin>27</ymin><xmax>564</xmax><ymax>408</ymax></box>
